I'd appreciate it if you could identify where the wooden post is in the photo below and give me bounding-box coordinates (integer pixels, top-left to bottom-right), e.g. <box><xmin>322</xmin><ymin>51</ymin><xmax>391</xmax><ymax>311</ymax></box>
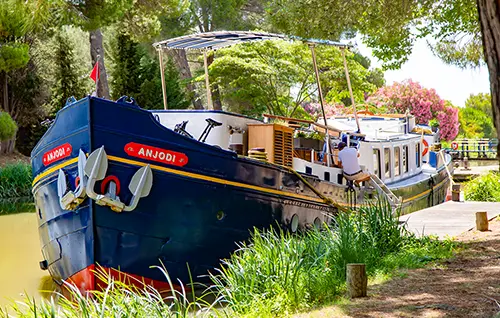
<box><xmin>452</xmin><ymin>184</ymin><xmax>461</xmax><ymax>202</ymax></box>
<box><xmin>476</xmin><ymin>212</ymin><xmax>489</xmax><ymax>231</ymax></box>
<box><xmin>346</xmin><ymin>263</ymin><xmax>367</xmax><ymax>298</ymax></box>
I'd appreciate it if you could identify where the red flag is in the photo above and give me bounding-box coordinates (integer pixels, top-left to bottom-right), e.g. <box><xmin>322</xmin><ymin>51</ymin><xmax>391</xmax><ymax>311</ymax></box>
<box><xmin>90</xmin><ymin>61</ymin><xmax>99</xmax><ymax>83</ymax></box>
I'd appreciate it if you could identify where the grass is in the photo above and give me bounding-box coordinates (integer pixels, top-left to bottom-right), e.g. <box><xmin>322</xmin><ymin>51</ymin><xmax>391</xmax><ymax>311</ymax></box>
<box><xmin>0</xmin><ymin>162</ymin><xmax>33</xmax><ymax>214</ymax></box>
<box><xmin>463</xmin><ymin>171</ymin><xmax>500</xmax><ymax>201</ymax></box>
<box><xmin>1</xmin><ymin>199</ymin><xmax>457</xmax><ymax>317</ymax></box>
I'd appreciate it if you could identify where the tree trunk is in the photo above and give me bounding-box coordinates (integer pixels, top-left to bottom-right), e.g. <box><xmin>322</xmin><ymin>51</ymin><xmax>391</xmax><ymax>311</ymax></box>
<box><xmin>168</xmin><ymin>50</ymin><xmax>204</xmax><ymax>109</ymax></box>
<box><xmin>2</xmin><ymin>72</ymin><xmax>8</xmax><ymax>113</ymax></box>
<box><xmin>346</xmin><ymin>263</ymin><xmax>367</xmax><ymax>298</ymax></box>
<box><xmin>477</xmin><ymin>0</ymin><xmax>500</xmax><ymax>157</ymax></box>
<box><xmin>207</xmin><ymin>54</ymin><xmax>223</xmax><ymax>110</ymax></box>
<box><xmin>89</xmin><ymin>29</ymin><xmax>110</xmax><ymax>99</ymax></box>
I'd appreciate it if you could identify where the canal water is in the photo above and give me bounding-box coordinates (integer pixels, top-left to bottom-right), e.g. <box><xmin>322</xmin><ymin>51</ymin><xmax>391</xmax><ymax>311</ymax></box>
<box><xmin>0</xmin><ymin>212</ymin><xmax>52</xmax><ymax>307</ymax></box>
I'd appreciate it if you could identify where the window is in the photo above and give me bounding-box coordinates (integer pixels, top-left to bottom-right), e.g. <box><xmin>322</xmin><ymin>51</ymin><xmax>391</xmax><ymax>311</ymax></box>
<box><xmin>306</xmin><ymin>166</ymin><xmax>312</xmax><ymax>174</ymax></box>
<box><xmin>403</xmin><ymin>146</ymin><xmax>409</xmax><ymax>173</ymax></box>
<box><xmin>384</xmin><ymin>148</ymin><xmax>391</xmax><ymax>179</ymax></box>
<box><xmin>416</xmin><ymin>143</ymin><xmax>421</xmax><ymax>168</ymax></box>
<box><xmin>324</xmin><ymin>171</ymin><xmax>330</xmax><ymax>181</ymax></box>
<box><xmin>394</xmin><ymin>147</ymin><xmax>400</xmax><ymax>176</ymax></box>
<box><xmin>373</xmin><ymin>149</ymin><xmax>381</xmax><ymax>178</ymax></box>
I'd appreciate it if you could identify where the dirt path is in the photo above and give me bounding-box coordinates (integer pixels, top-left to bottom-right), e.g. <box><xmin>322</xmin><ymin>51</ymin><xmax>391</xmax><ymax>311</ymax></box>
<box><xmin>301</xmin><ymin>218</ymin><xmax>500</xmax><ymax>318</ymax></box>
<box><xmin>0</xmin><ymin>153</ymin><xmax>29</xmax><ymax>167</ymax></box>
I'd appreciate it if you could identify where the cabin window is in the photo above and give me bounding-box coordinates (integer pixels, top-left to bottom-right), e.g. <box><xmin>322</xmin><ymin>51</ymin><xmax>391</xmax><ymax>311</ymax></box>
<box><xmin>373</xmin><ymin>149</ymin><xmax>381</xmax><ymax>178</ymax></box>
<box><xmin>384</xmin><ymin>148</ymin><xmax>391</xmax><ymax>179</ymax></box>
<box><xmin>306</xmin><ymin>166</ymin><xmax>312</xmax><ymax>174</ymax></box>
<box><xmin>394</xmin><ymin>147</ymin><xmax>400</xmax><ymax>176</ymax></box>
<box><xmin>324</xmin><ymin>172</ymin><xmax>330</xmax><ymax>181</ymax></box>
<box><xmin>403</xmin><ymin>146</ymin><xmax>409</xmax><ymax>173</ymax></box>
<box><xmin>416</xmin><ymin>143</ymin><xmax>421</xmax><ymax>168</ymax></box>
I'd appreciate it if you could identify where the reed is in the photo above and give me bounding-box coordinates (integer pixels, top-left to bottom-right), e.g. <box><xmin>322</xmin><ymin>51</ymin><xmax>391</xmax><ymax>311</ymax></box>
<box><xmin>464</xmin><ymin>171</ymin><xmax>500</xmax><ymax>202</ymax></box>
<box><xmin>1</xmin><ymin>266</ymin><xmax>225</xmax><ymax>318</ymax></box>
<box><xmin>210</xmin><ymin>198</ymin><xmax>455</xmax><ymax>315</ymax></box>
<box><xmin>0</xmin><ymin>162</ymin><xmax>33</xmax><ymax>214</ymax></box>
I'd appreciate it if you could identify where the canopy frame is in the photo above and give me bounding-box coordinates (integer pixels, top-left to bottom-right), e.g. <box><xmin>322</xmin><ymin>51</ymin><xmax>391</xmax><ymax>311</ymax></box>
<box><xmin>153</xmin><ymin>31</ymin><xmax>360</xmax><ymax>165</ymax></box>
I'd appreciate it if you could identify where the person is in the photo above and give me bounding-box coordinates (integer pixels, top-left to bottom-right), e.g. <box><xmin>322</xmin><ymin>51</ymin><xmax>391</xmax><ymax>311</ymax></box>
<box><xmin>337</xmin><ymin>142</ymin><xmax>371</xmax><ymax>185</ymax></box>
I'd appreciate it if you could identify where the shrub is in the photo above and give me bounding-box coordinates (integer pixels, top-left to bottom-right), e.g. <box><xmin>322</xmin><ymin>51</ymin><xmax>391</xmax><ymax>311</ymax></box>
<box><xmin>0</xmin><ymin>111</ymin><xmax>17</xmax><ymax>141</ymax></box>
<box><xmin>464</xmin><ymin>171</ymin><xmax>500</xmax><ymax>202</ymax></box>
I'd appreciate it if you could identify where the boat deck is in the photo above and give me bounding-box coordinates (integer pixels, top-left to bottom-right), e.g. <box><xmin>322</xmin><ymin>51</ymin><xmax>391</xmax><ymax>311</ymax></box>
<box><xmin>399</xmin><ymin>201</ymin><xmax>500</xmax><ymax>239</ymax></box>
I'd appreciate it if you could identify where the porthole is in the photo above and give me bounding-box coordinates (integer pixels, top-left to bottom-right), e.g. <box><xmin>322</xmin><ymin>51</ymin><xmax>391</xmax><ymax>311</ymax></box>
<box><xmin>216</xmin><ymin>210</ymin><xmax>226</xmax><ymax>221</ymax></box>
<box><xmin>290</xmin><ymin>214</ymin><xmax>299</xmax><ymax>233</ymax></box>
<box><xmin>313</xmin><ymin>217</ymin><xmax>322</xmax><ymax>229</ymax></box>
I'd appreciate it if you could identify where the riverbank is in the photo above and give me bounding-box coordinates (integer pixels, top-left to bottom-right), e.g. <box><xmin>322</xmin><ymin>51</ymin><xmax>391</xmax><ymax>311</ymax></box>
<box><xmin>296</xmin><ymin>217</ymin><xmax>500</xmax><ymax>318</ymax></box>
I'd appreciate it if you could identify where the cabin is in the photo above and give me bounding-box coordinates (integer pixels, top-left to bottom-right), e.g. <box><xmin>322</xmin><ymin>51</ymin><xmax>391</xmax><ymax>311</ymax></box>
<box><xmin>150</xmin><ymin>109</ymin><xmax>443</xmax><ymax>191</ymax></box>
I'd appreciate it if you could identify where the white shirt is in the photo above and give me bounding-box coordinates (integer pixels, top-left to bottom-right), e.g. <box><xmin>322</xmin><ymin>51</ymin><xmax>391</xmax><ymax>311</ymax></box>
<box><xmin>338</xmin><ymin>147</ymin><xmax>361</xmax><ymax>175</ymax></box>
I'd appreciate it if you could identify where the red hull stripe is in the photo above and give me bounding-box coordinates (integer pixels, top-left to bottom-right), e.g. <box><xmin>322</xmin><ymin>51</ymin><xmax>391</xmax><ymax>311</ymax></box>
<box><xmin>64</xmin><ymin>265</ymin><xmax>185</xmax><ymax>295</ymax></box>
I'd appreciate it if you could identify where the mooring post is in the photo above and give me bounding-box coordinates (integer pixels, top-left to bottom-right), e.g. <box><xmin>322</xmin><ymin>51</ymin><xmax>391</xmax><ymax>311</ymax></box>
<box><xmin>346</xmin><ymin>263</ymin><xmax>367</xmax><ymax>298</ymax></box>
<box><xmin>452</xmin><ymin>184</ymin><xmax>461</xmax><ymax>202</ymax></box>
<box><xmin>476</xmin><ymin>212</ymin><xmax>489</xmax><ymax>231</ymax></box>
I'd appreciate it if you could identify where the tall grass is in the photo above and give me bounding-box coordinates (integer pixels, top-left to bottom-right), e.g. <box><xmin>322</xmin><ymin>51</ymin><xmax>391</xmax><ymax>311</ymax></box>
<box><xmin>1</xmin><ymin>267</ymin><xmax>224</xmax><ymax>318</ymax></box>
<box><xmin>463</xmin><ymin>171</ymin><xmax>500</xmax><ymax>201</ymax></box>
<box><xmin>2</xmin><ymin>199</ymin><xmax>456</xmax><ymax>317</ymax></box>
<box><xmin>210</xmin><ymin>199</ymin><xmax>455</xmax><ymax>315</ymax></box>
<box><xmin>0</xmin><ymin>162</ymin><xmax>33</xmax><ymax>214</ymax></box>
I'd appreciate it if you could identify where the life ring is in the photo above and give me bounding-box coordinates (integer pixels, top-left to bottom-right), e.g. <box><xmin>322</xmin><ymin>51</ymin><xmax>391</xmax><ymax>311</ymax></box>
<box><xmin>422</xmin><ymin>139</ymin><xmax>429</xmax><ymax>157</ymax></box>
<box><xmin>101</xmin><ymin>175</ymin><xmax>121</xmax><ymax>196</ymax></box>
<box><xmin>451</xmin><ymin>142</ymin><xmax>458</xmax><ymax>150</ymax></box>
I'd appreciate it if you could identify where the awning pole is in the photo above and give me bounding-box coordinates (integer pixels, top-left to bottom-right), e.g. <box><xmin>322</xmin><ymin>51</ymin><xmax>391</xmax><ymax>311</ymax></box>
<box><xmin>158</xmin><ymin>49</ymin><xmax>168</xmax><ymax>110</ymax></box>
<box><xmin>203</xmin><ymin>50</ymin><xmax>213</xmax><ymax>110</ymax></box>
<box><xmin>309</xmin><ymin>44</ymin><xmax>331</xmax><ymax>167</ymax></box>
<box><xmin>341</xmin><ymin>48</ymin><xmax>360</xmax><ymax>133</ymax></box>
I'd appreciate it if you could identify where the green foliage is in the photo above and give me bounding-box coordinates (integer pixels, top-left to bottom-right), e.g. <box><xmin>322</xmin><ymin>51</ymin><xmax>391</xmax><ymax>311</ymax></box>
<box><xmin>209</xmin><ymin>40</ymin><xmax>377</xmax><ymax>117</ymax></box>
<box><xmin>110</xmin><ymin>33</ymin><xmax>189</xmax><ymax>110</ymax></box>
<box><xmin>0</xmin><ymin>43</ymin><xmax>29</xmax><ymax>72</ymax></box>
<box><xmin>210</xmin><ymin>199</ymin><xmax>456</xmax><ymax>315</ymax></box>
<box><xmin>0</xmin><ymin>111</ymin><xmax>17</xmax><ymax>141</ymax></box>
<box><xmin>2</xmin><ymin>266</ymin><xmax>224</xmax><ymax>317</ymax></box>
<box><xmin>458</xmin><ymin>107</ymin><xmax>495</xmax><ymax>139</ymax></box>
<box><xmin>464</xmin><ymin>171</ymin><xmax>500</xmax><ymax>202</ymax></box>
<box><xmin>49</xmin><ymin>30</ymin><xmax>87</xmax><ymax>113</ymax></box>
<box><xmin>465</xmin><ymin>93</ymin><xmax>492</xmax><ymax>117</ymax></box>
<box><xmin>0</xmin><ymin>162</ymin><xmax>32</xmax><ymax>199</ymax></box>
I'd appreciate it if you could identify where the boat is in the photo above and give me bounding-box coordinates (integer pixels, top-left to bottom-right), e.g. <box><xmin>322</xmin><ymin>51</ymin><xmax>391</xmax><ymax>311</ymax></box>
<box><xmin>30</xmin><ymin>31</ymin><xmax>453</xmax><ymax>293</ymax></box>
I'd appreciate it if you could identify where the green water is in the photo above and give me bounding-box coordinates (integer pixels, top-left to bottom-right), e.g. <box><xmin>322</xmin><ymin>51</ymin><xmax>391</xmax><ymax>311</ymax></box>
<box><xmin>0</xmin><ymin>213</ymin><xmax>54</xmax><ymax>307</ymax></box>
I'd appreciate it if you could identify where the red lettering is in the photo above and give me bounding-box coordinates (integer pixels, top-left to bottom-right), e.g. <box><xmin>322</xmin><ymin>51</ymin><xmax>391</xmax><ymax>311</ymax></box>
<box><xmin>124</xmin><ymin>142</ymin><xmax>188</xmax><ymax>167</ymax></box>
<box><xmin>42</xmin><ymin>143</ymin><xmax>72</xmax><ymax>166</ymax></box>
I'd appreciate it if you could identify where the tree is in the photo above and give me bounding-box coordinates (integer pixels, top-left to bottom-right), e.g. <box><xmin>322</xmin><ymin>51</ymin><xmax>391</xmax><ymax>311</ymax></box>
<box><xmin>465</xmin><ymin>93</ymin><xmax>492</xmax><ymax>117</ymax></box>
<box><xmin>53</xmin><ymin>0</ymin><xmax>183</xmax><ymax>99</ymax></box>
<box><xmin>208</xmin><ymin>40</ymin><xmax>378</xmax><ymax>118</ymax></box>
<box><xmin>110</xmin><ymin>32</ymin><xmax>189</xmax><ymax>110</ymax></box>
<box><xmin>368</xmin><ymin>79</ymin><xmax>459</xmax><ymax>141</ymax></box>
<box><xmin>160</xmin><ymin>0</ymin><xmax>265</xmax><ymax>110</ymax></box>
<box><xmin>458</xmin><ymin>107</ymin><xmax>495</xmax><ymax>139</ymax></box>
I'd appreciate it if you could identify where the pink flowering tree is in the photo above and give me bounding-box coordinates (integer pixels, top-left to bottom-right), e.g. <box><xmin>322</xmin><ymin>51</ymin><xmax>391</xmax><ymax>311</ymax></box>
<box><xmin>367</xmin><ymin>79</ymin><xmax>459</xmax><ymax>141</ymax></box>
<box><xmin>303</xmin><ymin>102</ymin><xmax>346</xmax><ymax>119</ymax></box>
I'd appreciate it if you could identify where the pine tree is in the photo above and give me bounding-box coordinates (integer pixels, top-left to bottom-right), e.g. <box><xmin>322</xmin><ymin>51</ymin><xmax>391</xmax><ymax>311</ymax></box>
<box><xmin>111</xmin><ymin>32</ymin><xmax>189</xmax><ymax>110</ymax></box>
<box><xmin>50</xmin><ymin>31</ymin><xmax>86</xmax><ymax>113</ymax></box>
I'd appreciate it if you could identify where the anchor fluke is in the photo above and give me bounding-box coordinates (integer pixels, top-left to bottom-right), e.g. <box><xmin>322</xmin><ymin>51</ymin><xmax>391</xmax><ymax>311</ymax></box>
<box><xmin>124</xmin><ymin>165</ymin><xmax>153</xmax><ymax>212</ymax></box>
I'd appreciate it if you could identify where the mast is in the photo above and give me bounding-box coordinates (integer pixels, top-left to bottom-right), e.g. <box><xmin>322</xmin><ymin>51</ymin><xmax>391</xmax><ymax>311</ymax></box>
<box><xmin>341</xmin><ymin>48</ymin><xmax>361</xmax><ymax>133</ymax></box>
<box><xmin>158</xmin><ymin>49</ymin><xmax>168</xmax><ymax>110</ymax></box>
<box><xmin>203</xmin><ymin>50</ymin><xmax>213</xmax><ymax>110</ymax></box>
<box><xmin>309</xmin><ymin>43</ymin><xmax>331</xmax><ymax>167</ymax></box>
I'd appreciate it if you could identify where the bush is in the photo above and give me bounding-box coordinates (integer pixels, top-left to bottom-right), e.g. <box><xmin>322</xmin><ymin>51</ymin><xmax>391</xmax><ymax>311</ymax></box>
<box><xmin>0</xmin><ymin>111</ymin><xmax>17</xmax><ymax>141</ymax></box>
<box><xmin>464</xmin><ymin>171</ymin><xmax>500</xmax><ymax>202</ymax></box>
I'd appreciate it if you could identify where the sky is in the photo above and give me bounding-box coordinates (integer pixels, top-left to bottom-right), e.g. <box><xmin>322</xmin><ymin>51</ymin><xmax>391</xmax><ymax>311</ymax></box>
<box><xmin>356</xmin><ymin>37</ymin><xmax>490</xmax><ymax>107</ymax></box>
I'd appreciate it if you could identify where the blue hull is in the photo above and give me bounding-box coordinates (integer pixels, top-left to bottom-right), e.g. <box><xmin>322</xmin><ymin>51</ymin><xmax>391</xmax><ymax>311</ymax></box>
<box><xmin>31</xmin><ymin>97</ymin><xmax>334</xmax><ymax>287</ymax></box>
